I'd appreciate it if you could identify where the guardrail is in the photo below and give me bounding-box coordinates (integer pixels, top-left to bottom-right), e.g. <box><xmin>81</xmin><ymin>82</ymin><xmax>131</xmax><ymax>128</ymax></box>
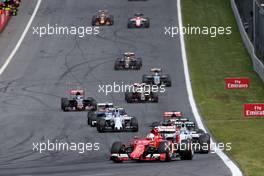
<box><xmin>230</xmin><ymin>0</ymin><xmax>264</xmax><ymax>82</ymax></box>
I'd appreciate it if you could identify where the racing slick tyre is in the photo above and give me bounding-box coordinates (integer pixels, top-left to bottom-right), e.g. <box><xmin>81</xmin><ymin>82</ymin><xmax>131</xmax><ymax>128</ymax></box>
<box><xmin>97</xmin><ymin>119</ymin><xmax>106</xmax><ymax>133</ymax></box>
<box><xmin>87</xmin><ymin>111</ymin><xmax>92</xmax><ymax>125</ymax></box>
<box><xmin>196</xmin><ymin>128</ymin><xmax>205</xmax><ymax>134</ymax></box>
<box><xmin>125</xmin><ymin>92</ymin><xmax>134</xmax><ymax>103</ymax></box>
<box><xmin>158</xmin><ymin>141</ymin><xmax>171</xmax><ymax>162</ymax></box>
<box><xmin>144</xmin><ymin>19</ymin><xmax>150</xmax><ymax>28</ymax></box>
<box><xmin>127</xmin><ymin>21</ymin><xmax>133</xmax><ymax>28</ymax></box>
<box><xmin>131</xmin><ymin>117</ymin><xmax>138</xmax><ymax>132</ymax></box>
<box><xmin>111</xmin><ymin>142</ymin><xmax>124</xmax><ymax>163</ymax></box>
<box><xmin>61</xmin><ymin>98</ymin><xmax>69</xmax><ymax>111</ymax></box>
<box><xmin>152</xmin><ymin>93</ymin><xmax>159</xmax><ymax>102</ymax></box>
<box><xmin>142</xmin><ymin>75</ymin><xmax>149</xmax><ymax>84</ymax></box>
<box><xmin>85</xmin><ymin>97</ymin><xmax>97</xmax><ymax>111</ymax></box>
<box><xmin>90</xmin><ymin>113</ymin><xmax>98</xmax><ymax>127</ymax></box>
<box><xmin>91</xmin><ymin>16</ymin><xmax>97</xmax><ymax>26</ymax></box>
<box><xmin>136</xmin><ymin>58</ymin><xmax>142</xmax><ymax>69</ymax></box>
<box><xmin>114</xmin><ymin>61</ymin><xmax>121</xmax><ymax>70</ymax></box>
<box><xmin>165</xmin><ymin>75</ymin><xmax>172</xmax><ymax>87</ymax></box>
<box><xmin>199</xmin><ymin>133</ymin><xmax>210</xmax><ymax>154</ymax></box>
<box><xmin>108</xmin><ymin>15</ymin><xmax>114</xmax><ymax>25</ymax></box>
<box><xmin>179</xmin><ymin>140</ymin><xmax>193</xmax><ymax>160</ymax></box>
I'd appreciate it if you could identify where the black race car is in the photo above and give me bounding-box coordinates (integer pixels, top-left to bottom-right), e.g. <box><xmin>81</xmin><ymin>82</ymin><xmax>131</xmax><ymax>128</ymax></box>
<box><xmin>125</xmin><ymin>83</ymin><xmax>158</xmax><ymax>103</ymax></box>
<box><xmin>61</xmin><ymin>89</ymin><xmax>97</xmax><ymax>111</ymax></box>
<box><xmin>114</xmin><ymin>52</ymin><xmax>142</xmax><ymax>70</ymax></box>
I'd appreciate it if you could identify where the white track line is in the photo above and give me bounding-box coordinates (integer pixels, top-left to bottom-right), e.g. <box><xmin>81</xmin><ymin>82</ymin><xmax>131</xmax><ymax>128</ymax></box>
<box><xmin>0</xmin><ymin>0</ymin><xmax>42</xmax><ymax>75</ymax></box>
<box><xmin>177</xmin><ymin>0</ymin><xmax>243</xmax><ymax>175</ymax></box>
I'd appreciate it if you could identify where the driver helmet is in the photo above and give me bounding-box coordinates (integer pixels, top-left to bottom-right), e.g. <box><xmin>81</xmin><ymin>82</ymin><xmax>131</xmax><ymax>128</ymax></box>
<box><xmin>146</xmin><ymin>133</ymin><xmax>155</xmax><ymax>140</ymax></box>
<box><xmin>76</xmin><ymin>92</ymin><xmax>82</xmax><ymax>100</ymax></box>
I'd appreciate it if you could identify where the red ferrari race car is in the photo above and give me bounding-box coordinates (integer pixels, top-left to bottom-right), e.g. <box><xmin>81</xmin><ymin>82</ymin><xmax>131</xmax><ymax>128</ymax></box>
<box><xmin>61</xmin><ymin>89</ymin><xmax>97</xmax><ymax>112</ymax></box>
<box><xmin>110</xmin><ymin>129</ymin><xmax>193</xmax><ymax>163</ymax></box>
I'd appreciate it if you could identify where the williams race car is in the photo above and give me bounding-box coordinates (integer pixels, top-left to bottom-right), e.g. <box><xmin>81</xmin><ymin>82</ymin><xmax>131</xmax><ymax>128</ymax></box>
<box><xmin>114</xmin><ymin>52</ymin><xmax>142</xmax><ymax>70</ymax></box>
<box><xmin>87</xmin><ymin>102</ymin><xmax>114</xmax><ymax>126</ymax></box>
<box><xmin>142</xmin><ymin>68</ymin><xmax>172</xmax><ymax>87</ymax></box>
<box><xmin>163</xmin><ymin>111</ymin><xmax>211</xmax><ymax>153</ymax></box>
<box><xmin>127</xmin><ymin>13</ymin><xmax>149</xmax><ymax>28</ymax></box>
<box><xmin>61</xmin><ymin>89</ymin><xmax>97</xmax><ymax>111</ymax></box>
<box><xmin>92</xmin><ymin>10</ymin><xmax>114</xmax><ymax>26</ymax></box>
<box><xmin>110</xmin><ymin>128</ymin><xmax>193</xmax><ymax>163</ymax></box>
<box><xmin>96</xmin><ymin>107</ymin><xmax>138</xmax><ymax>132</ymax></box>
<box><xmin>125</xmin><ymin>83</ymin><xmax>158</xmax><ymax>103</ymax></box>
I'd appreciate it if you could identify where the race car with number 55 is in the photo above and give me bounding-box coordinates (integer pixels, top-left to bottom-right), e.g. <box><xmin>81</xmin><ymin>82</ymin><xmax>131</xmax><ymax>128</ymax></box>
<box><xmin>61</xmin><ymin>89</ymin><xmax>97</xmax><ymax>112</ymax></box>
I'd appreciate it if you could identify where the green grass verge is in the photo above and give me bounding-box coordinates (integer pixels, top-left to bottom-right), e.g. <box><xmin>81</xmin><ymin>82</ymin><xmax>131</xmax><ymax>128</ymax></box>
<box><xmin>182</xmin><ymin>0</ymin><xmax>264</xmax><ymax>175</ymax></box>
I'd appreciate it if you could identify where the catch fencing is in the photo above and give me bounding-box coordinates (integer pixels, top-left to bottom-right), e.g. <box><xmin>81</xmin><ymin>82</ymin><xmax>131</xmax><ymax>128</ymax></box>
<box><xmin>231</xmin><ymin>0</ymin><xmax>264</xmax><ymax>82</ymax></box>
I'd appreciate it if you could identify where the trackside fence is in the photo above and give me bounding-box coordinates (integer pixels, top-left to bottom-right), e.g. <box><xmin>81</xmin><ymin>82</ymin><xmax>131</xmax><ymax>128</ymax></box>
<box><xmin>231</xmin><ymin>0</ymin><xmax>264</xmax><ymax>82</ymax></box>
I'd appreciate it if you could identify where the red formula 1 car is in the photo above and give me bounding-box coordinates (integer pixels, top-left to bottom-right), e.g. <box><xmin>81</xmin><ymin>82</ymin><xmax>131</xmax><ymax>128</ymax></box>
<box><xmin>110</xmin><ymin>129</ymin><xmax>193</xmax><ymax>163</ymax></box>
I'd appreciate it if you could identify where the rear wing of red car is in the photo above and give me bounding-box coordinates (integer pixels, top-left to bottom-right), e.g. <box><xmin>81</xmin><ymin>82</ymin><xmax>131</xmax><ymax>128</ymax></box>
<box><xmin>163</xmin><ymin>111</ymin><xmax>182</xmax><ymax>118</ymax></box>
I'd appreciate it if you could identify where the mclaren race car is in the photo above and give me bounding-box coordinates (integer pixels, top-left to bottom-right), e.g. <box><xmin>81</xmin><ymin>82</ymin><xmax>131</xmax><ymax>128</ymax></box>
<box><xmin>61</xmin><ymin>89</ymin><xmax>97</xmax><ymax>111</ymax></box>
<box><xmin>125</xmin><ymin>83</ymin><xmax>158</xmax><ymax>103</ymax></box>
<box><xmin>142</xmin><ymin>68</ymin><xmax>172</xmax><ymax>87</ymax></box>
<box><xmin>92</xmin><ymin>10</ymin><xmax>114</xmax><ymax>26</ymax></box>
<box><xmin>127</xmin><ymin>13</ymin><xmax>149</xmax><ymax>28</ymax></box>
<box><xmin>87</xmin><ymin>102</ymin><xmax>114</xmax><ymax>126</ymax></box>
<box><xmin>110</xmin><ymin>129</ymin><xmax>193</xmax><ymax>163</ymax></box>
<box><xmin>114</xmin><ymin>52</ymin><xmax>142</xmax><ymax>70</ymax></box>
<box><xmin>96</xmin><ymin>107</ymin><xmax>138</xmax><ymax>132</ymax></box>
<box><xmin>163</xmin><ymin>111</ymin><xmax>211</xmax><ymax>153</ymax></box>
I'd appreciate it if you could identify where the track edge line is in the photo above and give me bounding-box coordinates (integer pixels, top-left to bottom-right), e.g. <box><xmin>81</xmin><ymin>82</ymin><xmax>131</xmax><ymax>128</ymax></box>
<box><xmin>177</xmin><ymin>0</ymin><xmax>243</xmax><ymax>175</ymax></box>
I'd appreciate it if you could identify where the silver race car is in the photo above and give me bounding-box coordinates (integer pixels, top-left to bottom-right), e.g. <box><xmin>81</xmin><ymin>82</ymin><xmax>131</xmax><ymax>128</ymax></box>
<box><xmin>142</xmin><ymin>68</ymin><xmax>172</xmax><ymax>87</ymax></box>
<box><xmin>163</xmin><ymin>111</ymin><xmax>211</xmax><ymax>153</ymax></box>
<box><xmin>87</xmin><ymin>102</ymin><xmax>114</xmax><ymax>126</ymax></box>
<box><xmin>96</xmin><ymin>107</ymin><xmax>138</xmax><ymax>132</ymax></box>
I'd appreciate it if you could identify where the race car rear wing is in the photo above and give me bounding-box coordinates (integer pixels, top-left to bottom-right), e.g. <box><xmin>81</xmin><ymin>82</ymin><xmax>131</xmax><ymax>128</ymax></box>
<box><xmin>175</xmin><ymin>121</ymin><xmax>195</xmax><ymax>128</ymax></box>
<box><xmin>150</xmin><ymin>68</ymin><xmax>162</xmax><ymax>73</ymax></box>
<box><xmin>163</xmin><ymin>111</ymin><xmax>182</xmax><ymax>118</ymax></box>
<box><xmin>157</xmin><ymin>126</ymin><xmax>176</xmax><ymax>132</ymax></box>
<box><xmin>97</xmin><ymin>102</ymin><xmax>114</xmax><ymax>110</ymax></box>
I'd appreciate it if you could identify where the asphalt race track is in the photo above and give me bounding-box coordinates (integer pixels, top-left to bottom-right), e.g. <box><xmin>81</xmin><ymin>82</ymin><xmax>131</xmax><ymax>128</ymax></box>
<box><xmin>0</xmin><ymin>0</ymin><xmax>231</xmax><ymax>175</ymax></box>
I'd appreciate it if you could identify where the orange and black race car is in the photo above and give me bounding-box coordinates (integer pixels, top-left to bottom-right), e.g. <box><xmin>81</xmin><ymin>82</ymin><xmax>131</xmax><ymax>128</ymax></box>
<box><xmin>92</xmin><ymin>10</ymin><xmax>114</xmax><ymax>26</ymax></box>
